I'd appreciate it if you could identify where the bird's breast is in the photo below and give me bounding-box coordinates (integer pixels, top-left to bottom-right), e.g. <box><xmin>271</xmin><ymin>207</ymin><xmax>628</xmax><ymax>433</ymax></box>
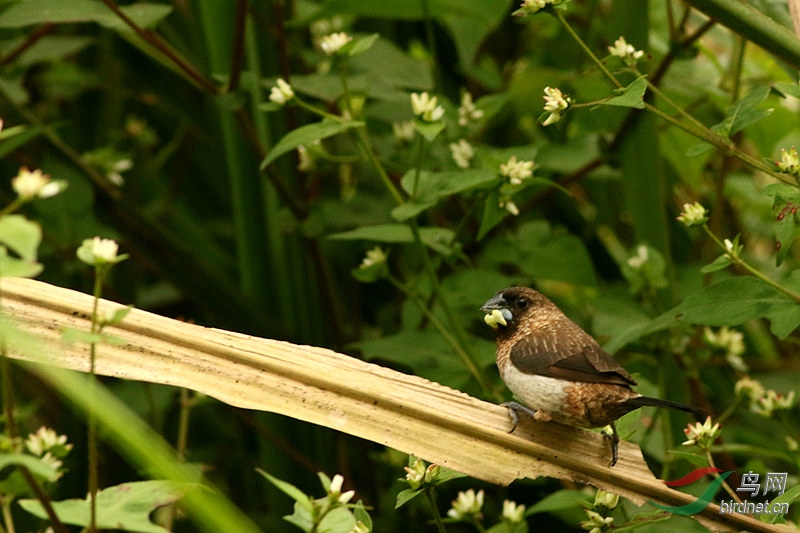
<box><xmin>499</xmin><ymin>361</ymin><xmax>570</xmax><ymax>417</ymax></box>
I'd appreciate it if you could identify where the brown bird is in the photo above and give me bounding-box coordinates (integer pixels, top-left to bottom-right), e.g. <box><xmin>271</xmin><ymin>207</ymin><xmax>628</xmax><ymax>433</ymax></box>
<box><xmin>481</xmin><ymin>286</ymin><xmax>702</xmax><ymax>466</ymax></box>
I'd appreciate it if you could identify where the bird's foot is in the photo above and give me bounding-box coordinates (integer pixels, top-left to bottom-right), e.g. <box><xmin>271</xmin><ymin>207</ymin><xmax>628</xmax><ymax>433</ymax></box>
<box><xmin>500</xmin><ymin>401</ymin><xmax>538</xmax><ymax>433</ymax></box>
<box><xmin>601</xmin><ymin>423</ymin><xmax>620</xmax><ymax>467</ymax></box>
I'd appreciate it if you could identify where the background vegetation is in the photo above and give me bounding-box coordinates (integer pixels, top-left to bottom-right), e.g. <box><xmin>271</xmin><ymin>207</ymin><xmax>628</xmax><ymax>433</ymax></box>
<box><xmin>1</xmin><ymin>0</ymin><xmax>799</xmax><ymax>531</ymax></box>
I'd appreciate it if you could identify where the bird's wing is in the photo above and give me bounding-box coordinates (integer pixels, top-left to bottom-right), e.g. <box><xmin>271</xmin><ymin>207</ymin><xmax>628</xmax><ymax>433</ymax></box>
<box><xmin>509</xmin><ymin>334</ymin><xmax>636</xmax><ymax>386</ymax></box>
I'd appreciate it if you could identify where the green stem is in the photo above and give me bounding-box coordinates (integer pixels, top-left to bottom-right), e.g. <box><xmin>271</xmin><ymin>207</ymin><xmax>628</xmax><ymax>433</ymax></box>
<box><xmin>0</xmin><ymin>496</ymin><xmax>11</xmax><ymax>533</ymax></box>
<box><xmin>555</xmin><ymin>10</ymin><xmax>621</xmax><ymax>88</ymax></box>
<box><xmin>389</xmin><ymin>274</ymin><xmax>493</xmax><ymax>398</ymax></box>
<box><xmin>292</xmin><ymin>87</ymin><xmax>405</xmax><ymax>205</ymax></box>
<box><xmin>702</xmin><ymin>224</ymin><xmax>800</xmax><ymax>303</ymax></box>
<box><xmin>424</xmin><ymin>487</ymin><xmax>446</xmax><ymax>533</ymax></box>
<box><xmin>0</xmin><ymin>199</ymin><xmax>23</xmax><ymax>217</ymax></box>
<box><xmin>87</xmin><ymin>271</ymin><xmax>104</xmax><ymax>533</ymax></box>
<box><xmin>354</xmin><ymin>126</ymin><xmax>405</xmax><ymax>205</ymax></box>
<box><xmin>705</xmin><ymin>450</ymin><xmax>741</xmax><ymax>503</ymax></box>
<box><xmin>556</xmin><ymin>8</ymin><xmax>792</xmax><ymax>185</ymax></box>
<box><xmin>716</xmin><ymin>395</ymin><xmax>743</xmax><ymax>425</ymax></box>
<box><xmin>165</xmin><ymin>388</ymin><xmax>195</xmax><ymax>531</ymax></box>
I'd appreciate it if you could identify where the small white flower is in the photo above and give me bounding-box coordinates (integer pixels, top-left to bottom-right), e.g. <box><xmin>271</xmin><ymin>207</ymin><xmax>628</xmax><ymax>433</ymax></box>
<box><xmin>734</xmin><ymin>377</ymin><xmax>765</xmax><ymax>403</ymax></box>
<box><xmin>580</xmin><ymin>509</ymin><xmax>614</xmax><ymax>532</ymax></box>
<box><xmin>608</xmin><ymin>36</ymin><xmax>644</xmax><ymax>66</ymax></box>
<box><xmin>518</xmin><ymin>0</ymin><xmax>562</xmax><ymax>14</ymax></box>
<box><xmin>458</xmin><ymin>92</ymin><xmax>484</xmax><ymax>126</ymax></box>
<box><xmin>703</xmin><ymin>326</ymin><xmax>745</xmax><ymax>359</ymax></box>
<box><xmin>359</xmin><ymin>246</ymin><xmax>386</xmax><ymax>270</ymax></box>
<box><xmin>723</xmin><ymin>237</ymin><xmax>742</xmax><ymax>259</ymax></box>
<box><xmin>676</xmin><ymin>201</ymin><xmax>708</xmax><ymax>227</ymax></box>
<box><xmin>777</xmin><ymin>146</ymin><xmax>800</xmax><ymax>175</ymax></box>
<box><xmin>404</xmin><ymin>459</ymin><xmax>426</xmax><ymax>489</ymax></box>
<box><xmin>594</xmin><ymin>490</ymin><xmax>619</xmax><ymax>511</ymax></box>
<box><xmin>77</xmin><ymin>237</ymin><xmax>123</xmax><ymax>266</ymax></box>
<box><xmin>338</xmin><ymin>489</ymin><xmax>355</xmax><ymax>504</ymax></box>
<box><xmin>682</xmin><ymin>416</ymin><xmax>721</xmax><ymax>448</ymax></box>
<box><xmin>751</xmin><ymin>390</ymin><xmax>795</xmax><ymax>418</ymax></box>
<box><xmin>502</xmin><ymin>499</ymin><xmax>525</xmax><ymax>523</ymax></box>
<box><xmin>297</xmin><ymin>145</ymin><xmax>315</xmax><ymax>172</ymax></box>
<box><xmin>499</xmin><ymin>155</ymin><xmax>534</xmax><ymax>184</ymax></box>
<box><xmin>329</xmin><ymin>473</ymin><xmax>344</xmax><ymax>494</ymax></box>
<box><xmin>627</xmin><ymin>245</ymin><xmax>649</xmax><ymax>270</ymax></box>
<box><xmin>320</xmin><ymin>32</ymin><xmax>352</xmax><ymax>55</ymax></box>
<box><xmin>410</xmin><ymin>92</ymin><xmax>445</xmax><ymax>122</ymax></box>
<box><xmin>11</xmin><ymin>167</ymin><xmax>65</xmax><ymax>200</ymax></box>
<box><xmin>348</xmin><ymin>521</ymin><xmax>369</xmax><ymax>533</ymax></box>
<box><xmin>542</xmin><ymin>86</ymin><xmax>571</xmax><ymax>126</ymax></box>
<box><xmin>500</xmin><ymin>199</ymin><xmax>520</xmax><ymax>216</ymax></box>
<box><xmin>39</xmin><ymin>452</ymin><xmax>64</xmax><ymax>473</ymax></box>
<box><xmin>449</xmin><ymin>139</ymin><xmax>474</xmax><ymax>169</ymax></box>
<box><xmin>25</xmin><ymin>427</ymin><xmax>71</xmax><ymax>457</ymax></box>
<box><xmin>447</xmin><ymin>489</ymin><xmax>484</xmax><ymax>520</ymax></box>
<box><xmin>484</xmin><ymin>308</ymin><xmax>508</xmax><ymax>329</ymax></box>
<box><xmin>392</xmin><ymin>121</ymin><xmax>415</xmax><ymax>141</ymax></box>
<box><xmin>269</xmin><ymin>78</ymin><xmax>294</xmax><ymax>105</ymax></box>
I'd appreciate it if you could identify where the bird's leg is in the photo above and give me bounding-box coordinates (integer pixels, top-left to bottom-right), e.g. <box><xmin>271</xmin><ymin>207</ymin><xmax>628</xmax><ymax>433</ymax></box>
<box><xmin>601</xmin><ymin>423</ymin><xmax>620</xmax><ymax>467</ymax></box>
<box><xmin>500</xmin><ymin>401</ymin><xmax>537</xmax><ymax>433</ymax></box>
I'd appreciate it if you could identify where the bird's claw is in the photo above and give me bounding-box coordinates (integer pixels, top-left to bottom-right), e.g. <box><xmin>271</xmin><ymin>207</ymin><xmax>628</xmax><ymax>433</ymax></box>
<box><xmin>500</xmin><ymin>401</ymin><xmax>536</xmax><ymax>433</ymax></box>
<box><xmin>601</xmin><ymin>423</ymin><xmax>620</xmax><ymax>467</ymax></box>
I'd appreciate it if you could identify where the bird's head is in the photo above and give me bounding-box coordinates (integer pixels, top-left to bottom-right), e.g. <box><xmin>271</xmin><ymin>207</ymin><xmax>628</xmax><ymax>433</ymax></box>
<box><xmin>480</xmin><ymin>286</ymin><xmax>552</xmax><ymax>332</ymax></box>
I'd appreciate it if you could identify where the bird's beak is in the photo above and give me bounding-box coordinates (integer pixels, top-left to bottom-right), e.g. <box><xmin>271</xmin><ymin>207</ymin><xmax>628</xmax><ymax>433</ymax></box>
<box><xmin>480</xmin><ymin>294</ymin><xmax>507</xmax><ymax>312</ymax></box>
<box><xmin>481</xmin><ymin>294</ymin><xmax>512</xmax><ymax>329</ymax></box>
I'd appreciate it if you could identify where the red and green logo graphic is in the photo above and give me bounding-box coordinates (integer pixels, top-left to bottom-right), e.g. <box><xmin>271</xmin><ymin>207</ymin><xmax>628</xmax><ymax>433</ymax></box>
<box><xmin>650</xmin><ymin>467</ymin><xmax>731</xmax><ymax>515</ymax></box>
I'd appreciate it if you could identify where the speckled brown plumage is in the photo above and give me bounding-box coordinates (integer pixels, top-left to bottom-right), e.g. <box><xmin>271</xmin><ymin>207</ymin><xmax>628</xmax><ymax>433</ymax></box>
<box><xmin>481</xmin><ymin>286</ymin><xmax>702</xmax><ymax>465</ymax></box>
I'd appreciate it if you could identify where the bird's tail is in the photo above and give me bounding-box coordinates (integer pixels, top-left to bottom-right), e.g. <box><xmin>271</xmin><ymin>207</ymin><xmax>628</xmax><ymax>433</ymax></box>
<box><xmin>626</xmin><ymin>396</ymin><xmax>705</xmax><ymax>416</ymax></box>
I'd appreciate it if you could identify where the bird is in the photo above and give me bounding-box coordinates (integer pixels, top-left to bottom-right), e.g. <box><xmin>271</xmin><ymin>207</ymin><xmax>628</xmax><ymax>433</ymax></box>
<box><xmin>480</xmin><ymin>286</ymin><xmax>703</xmax><ymax>466</ymax></box>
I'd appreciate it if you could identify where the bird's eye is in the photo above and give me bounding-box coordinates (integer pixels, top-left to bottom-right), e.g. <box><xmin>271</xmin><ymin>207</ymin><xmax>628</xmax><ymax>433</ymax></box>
<box><xmin>517</xmin><ymin>298</ymin><xmax>528</xmax><ymax>309</ymax></box>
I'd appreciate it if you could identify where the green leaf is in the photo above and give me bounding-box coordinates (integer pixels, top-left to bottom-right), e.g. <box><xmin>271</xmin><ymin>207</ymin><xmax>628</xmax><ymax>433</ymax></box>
<box><xmin>526</xmin><ymin>489</ymin><xmax>591</xmax><ymax>515</ymax></box>
<box><xmin>413</xmin><ymin>118</ymin><xmax>446</xmax><ymax>142</ymax></box>
<box><xmin>477</xmin><ymin>190</ymin><xmax>511</xmax><ymax>240</ymax></box>
<box><xmin>256</xmin><ymin>468</ymin><xmax>310</xmax><ymax>505</ymax></box>
<box><xmin>260</xmin><ymin>119</ymin><xmax>363</xmax><ymax>169</ymax></box>
<box><xmin>763</xmin><ymin>483</ymin><xmax>800</xmax><ymax>523</ymax></box>
<box><xmin>345</xmin><ymin>33</ymin><xmax>379</xmax><ymax>57</ymax></box>
<box><xmin>61</xmin><ymin>327</ymin><xmax>128</xmax><ymax>346</ymax></box>
<box><xmin>0</xmin><ymin>248</ymin><xmax>43</xmax><ymax>278</ymax></box>
<box><xmin>395</xmin><ymin>488</ymin><xmax>423</xmax><ymax>509</ymax></box>
<box><xmin>726</xmin><ymin>85</ymin><xmax>772</xmax><ymax>135</ymax></box>
<box><xmin>480</xmin><ymin>221</ymin><xmax>598</xmax><ymax>288</ymax></box>
<box><xmin>667</xmin><ymin>450</ymin><xmax>711</xmax><ymax>468</ymax></box>
<box><xmin>774</xmin><ymin>81</ymin><xmax>800</xmax><ymax>98</ymax></box>
<box><xmin>317</xmin><ymin>505</ymin><xmax>357</xmax><ymax>532</ymax></box>
<box><xmin>0</xmin><ymin>0</ymin><xmax>173</xmax><ymax>31</ymax></box>
<box><xmin>400</xmin><ymin>169</ymin><xmax>499</xmax><ymax>201</ymax></box>
<box><xmin>106</xmin><ymin>306</ymin><xmax>133</xmax><ymax>325</ymax></box>
<box><xmin>487</xmin><ymin>521</ymin><xmax>528</xmax><ymax>533</ymax></box>
<box><xmin>353</xmin><ymin>500</ymin><xmax>372</xmax><ymax>530</ymax></box>
<box><xmin>0</xmin><ymin>125</ymin><xmax>45</xmax><ymax>159</ymax></box>
<box><xmin>764</xmin><ymin>182</ymin><xmax>800</xmax><ymax>265</ymax></box>
<box><xmin>0</xmin><ymin>453</ymin><xmax>60</xmax><ymax>483</ymax></box>
<box><xmin>710</xmin><ymin>85</ymin><xmax>772</xmax><ymax>138</ymax></box>
<box><xmin>283</xmin><ymin>499</ymin><xmax>314</xmax><ymax>531</ymax></box>
<box><xmin>601</xmin><ymin>76</ymin><xmax>647</xmax><ymax>109</ymax></box>
<box><xmin>19</xmin><ymin>480</ymin><xmax>192</xmax><ymax>533</ymax></box>
<box><xmin>328</xmin><ymin>225</ymin><xmax>455</xmax><ymax>255</ymax></box>
<box><xmin>0</xmin><ymin>215</ymin><xmax>41</xmax><ymax>262</ymax></box>
<box><xmin>698</xmin><ymin>254</ymin><xmax>733</xmax><ymax>273</ymax></box>
<box><xmin>390</xmin><ymin>201</ymin><xmax>438</xmax><ymax>222</ymax></box>
<box><xmin>393</xmin><ymin>169</ymin><xmax>499</xmax><ymax>221</ymax></box>
<box><xmin>672</xmin><ymin>277</ymin><xmax>800</xmax><ymax>339</ymax></box>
